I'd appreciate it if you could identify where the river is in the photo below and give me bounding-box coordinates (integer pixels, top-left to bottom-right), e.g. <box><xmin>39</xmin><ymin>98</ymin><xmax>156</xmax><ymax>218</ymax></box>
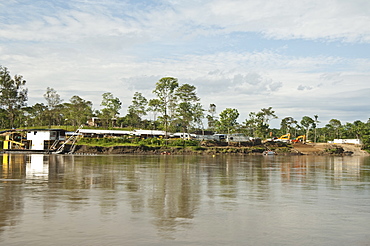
<box><xmin>1</xmin><ymin>154</ymin><xmax>370</xmax><ymax>245</ymax></box>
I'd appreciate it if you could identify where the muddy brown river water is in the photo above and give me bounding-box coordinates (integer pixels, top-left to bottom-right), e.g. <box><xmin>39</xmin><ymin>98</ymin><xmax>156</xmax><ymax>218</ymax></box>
<box><xmin>1</xmin><ymin>154</ymin><xmax>370</xmax><ymax>245</ymax></box>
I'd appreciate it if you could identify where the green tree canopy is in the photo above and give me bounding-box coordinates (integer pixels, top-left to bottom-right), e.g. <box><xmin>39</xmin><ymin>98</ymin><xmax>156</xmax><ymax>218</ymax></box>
<box><xmin>64</xmin><ymin>95</ymin><xmax>93</xmax><ymax>126</ymax></box>
<box><xmin>206</xmin><ymin>103</ymin><xmax>217</xmax><ymax>130</ymax></box>
<box><xmin>24</xmin><ymin>103</ymin><xmax>48</xmax><ymax>127</ymax></box>
<box><xmin>217</xmin><ymin>108</ymin><xmax>239</xmax><ymax>135</ymax></box>
<box><xmin>328</xmin><ymin>118</ymin><xmax>342</xmax><ymax>139</ymax></box>
<box><xmin>43</xmin><ymin>87</ymin><xmax>63</xmax><ymax>127</ymax></box>
<box><xmin>244</xmin><ymin>107</ymin><xmax>277</xmax><ymax>138</ymax></box>
<box><xmin>0</xmin><ymin>65</ymin><xmax>28</xmax><ymax>128</ymax></box>
<box><xmin>99</xmin><ymin>92</ymin><xmax>122</xmax><ymax>127</ymax></box>
<box><xmin>152</xmin><ymin>77</ymin><xmax>179</xmax><ymax>133</ymax></box>
<box><xmin>174</xmin><ymin>83</ymin><xmax>203</xmax><ymax>133</ymax></box>
<box><xmin>148</xmin><ymin>98</ymin><xmax>161</xmax><ymax>122</ymax></box>
<box><xmin>44</xmin><ymin>87</ymin><xmax>62</xmax><ymax>110</ymax></box>
<box><xmin>128</xmin><ymin>92</ymin><xmax>148</xmax><ymax>117</ymax></box>
<box><xmin>280</xmin><ymin>117</ymin><xmax>297</xmax><ymax>134</ymax></box>
<box><xmin>300</xmin><ymin>116</ymin><xmax>315</xmax><ymax>141</ymax></box>
<box><xmin>126</xmin><ymin>92</ymin><xmax>148</xmax><ymax>128</ymax></box>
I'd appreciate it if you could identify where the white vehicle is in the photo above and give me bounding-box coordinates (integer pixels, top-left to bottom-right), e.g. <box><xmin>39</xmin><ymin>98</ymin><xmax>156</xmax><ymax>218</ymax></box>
<box><xmin>170</xmin><ymin>133</ymin><xmax>196</xmax><ymax>139</ymax></box>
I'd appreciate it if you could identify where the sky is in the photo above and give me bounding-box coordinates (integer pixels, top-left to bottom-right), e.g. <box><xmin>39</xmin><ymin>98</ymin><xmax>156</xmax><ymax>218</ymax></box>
<box><xmin>1</xmin><ymin>0</ymin><xmax>369</xmax><ymax>128</ymax></box>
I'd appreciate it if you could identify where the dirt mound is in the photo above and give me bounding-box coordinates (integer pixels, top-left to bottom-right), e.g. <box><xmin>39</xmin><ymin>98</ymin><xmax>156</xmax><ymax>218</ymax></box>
<box><xmin>292</xmin><ymin>143</ymin><xmax>369</xmax><ymax>156</ymax></box>
<box><xmin>292</xmin><ymin>143</ymin><xmax>324</xmax><ymax>155</ymax></box>
<box><xmin>330</xmin><ymin>143</ymin><xmax>369</xmax><ymax>156</ymax></box>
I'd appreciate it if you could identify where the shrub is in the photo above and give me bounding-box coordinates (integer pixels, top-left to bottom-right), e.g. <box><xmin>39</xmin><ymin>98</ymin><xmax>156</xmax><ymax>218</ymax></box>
<box><xmin>167</xmin><ymin>139</ymin><xmax>199</xmax><ymax>147</ymax></box>
<box><xmin>191</xmin><ymin>146</ymin><xmax>206</xmax><ymax>151</ymax></box>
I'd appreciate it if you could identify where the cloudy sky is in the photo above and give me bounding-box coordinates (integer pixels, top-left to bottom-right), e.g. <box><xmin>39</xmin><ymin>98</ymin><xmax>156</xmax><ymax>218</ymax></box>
<box><xmin>1</xmin><ymin>0</ymin><xmax>369</xmax><ymax>127</ymax></box>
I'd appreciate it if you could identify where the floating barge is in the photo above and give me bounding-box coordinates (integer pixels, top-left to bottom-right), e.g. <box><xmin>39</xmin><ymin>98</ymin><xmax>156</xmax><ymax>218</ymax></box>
<box><xmin>2</xmin><ymin>129</ymin><xmax>67</xmax><ymax>153</ymax></box>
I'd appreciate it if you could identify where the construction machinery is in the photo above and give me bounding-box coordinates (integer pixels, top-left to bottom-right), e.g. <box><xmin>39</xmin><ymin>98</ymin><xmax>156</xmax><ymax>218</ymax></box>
<box><xmin>274</xmin><ymin>133</ymin><xmax>291</xmax><ymax>142</ymax></box>
<box><xmin>291</xmin><ymin>135</ymin><xmax>306</xmax><ymax>143</ymax></box>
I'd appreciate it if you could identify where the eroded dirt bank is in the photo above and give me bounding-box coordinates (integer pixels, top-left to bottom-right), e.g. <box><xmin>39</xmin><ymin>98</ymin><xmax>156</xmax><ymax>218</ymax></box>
<box><xmin>73</xmin><ymin>145</ymin><xmax>254</xmax><ymax>155</ymax></box>
<box><xmin>292</xmin><ymin>143</ymin><xmax>369</xmax><ymax>156</ymax></box>
<box><xmin>72</xmin><ymin>143</ymin><xmax>369</xmax><ymax>156</ymax></box>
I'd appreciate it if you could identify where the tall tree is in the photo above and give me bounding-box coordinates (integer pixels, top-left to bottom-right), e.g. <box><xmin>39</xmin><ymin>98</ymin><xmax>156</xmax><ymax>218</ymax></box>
<box><xmin>24</xmin><ymin>103</ymin><xmax>48</xmax><ymax>127</ymax></box>
<box><xmin>328</xmin><ymin>119</ymin><xmax>342</xmax><ymax>139</ymax></box>
<box><xmin>148</xmin><ymin>98</ymin><xmax>161</xmax><ymax>128</ymax></box>
<box><xmin>206</xmin><ymin>104</ymin><xmax>217</xmax><ymax>130</ymax></box>
<box><xmin>0</xmin><ymin>108</ymin><xmax>9</xmax><ymax>128</ymax></box>
<box><xmin>192</xmin><ymin>102</ymin><xmax>205</xmax><ymax>130</ymax></box>
<box><xmin>128</xmin><ymin>92</ymin><xmax>148</xmax><ymax>117</ymax></box>
<box><xmin>43</xmin><ymin>87</ymin><xmax>63</xmax><ymax>127</ymax></box>
<box><xmin>152</xmin><ymin>77</ymin><xmax>179</xmax><ymax>135</ymax></box>
<box><xmin>0</xmin><ymin>66</ymin><xmax>28</xmax><ymax>128</ymax></box>
<box><xmin>314</xmin><ymin>115</ymin><xmax>320</xmax><ymax>143</ymax></box>
<box><xmin>44</xmin><ymin>87</ymin><xmax>62</xmax><ymax>110</ymax></box>
<box><xmin>100</xmin><ymin>92</ymin><xmax>122</xmax><ymax>127</ymax></box>
<box><xmin>174</xmin><ymin>83</ymin><xmax>203</xmax><ymax>133</ymax></box>
<box><xmin>280</xmin><ymin>117</ymin><xmax>297</xmax><ymax>135</ymax></box>
<box><xmin>347</xmin><ymin>120</ymin><xmax>368</xmax><ymax>140</ymax></box>
<box><xmin>300</xmin><ymin>116</ymin><xmax>315</xmax><ymax>141</ymax></box>
<box><xmin>127</xmin><ymin>92</ymin><xmax>148</xmax><ymax>128</ymax></box>
<box><xmin>175</xmin><ymin>84</ymin><xmax>198</xmax><ymax>102</ymax></box>
<box><xmin>244</xmin><ymin>107</ymin><xmax>277</xmax><ymax>138</ymax></box>
<box><xmin>64</xmin><ymin>95</ymin><xmax>93</xmax><ymax>126</ymax></box>
<box><xmin>217</xmin><ymin>108</ymin><xmax>239</xmax><ymax>139</ymax></box>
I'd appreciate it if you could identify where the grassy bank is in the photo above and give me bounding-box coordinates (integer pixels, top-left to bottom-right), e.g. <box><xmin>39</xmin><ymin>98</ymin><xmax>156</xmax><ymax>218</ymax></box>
<box><xmin>73</xmin><ymin>138</ymin><xmax>295</xmax><ymax>155</ymax></box>
<box><xmin>76</xmin><ymin>137</ymin><xmax>200</xmax><ymax>148</ymax></box>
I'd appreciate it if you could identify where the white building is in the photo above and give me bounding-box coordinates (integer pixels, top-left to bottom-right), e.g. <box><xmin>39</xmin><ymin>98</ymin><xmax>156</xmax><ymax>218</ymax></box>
<box><xmin>26</xmin><ymin>129</ymin><xmax>66</xmax><ymax>150</ymax></box>
<box><xmin>330</xmin><ymin>139</ymin><xmax>362</xmax><ymax>145</ymax></box>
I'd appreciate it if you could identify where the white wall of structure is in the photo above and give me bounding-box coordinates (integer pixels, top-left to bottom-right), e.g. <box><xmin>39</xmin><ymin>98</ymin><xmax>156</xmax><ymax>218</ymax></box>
<box><xmin>27</xmin><ymin>131</ymin><xmax>51</xmax><ymax>150</ymax></box>
<box><xmin>332</xmin><ymin>139</ymin><xmax>362</xmax><ymax>145</ymax></box>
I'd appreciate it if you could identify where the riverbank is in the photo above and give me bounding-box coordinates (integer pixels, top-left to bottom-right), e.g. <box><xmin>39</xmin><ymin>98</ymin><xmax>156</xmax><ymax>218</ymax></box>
<box><xmin>72</xmin><ymin>142</ymin><xmax>369</xmax><ymax>156</ymax></box>
<box><xmin>292</xmin><ymin>142</ymin><xmax>369</xmax><ymax>156</ymax></box>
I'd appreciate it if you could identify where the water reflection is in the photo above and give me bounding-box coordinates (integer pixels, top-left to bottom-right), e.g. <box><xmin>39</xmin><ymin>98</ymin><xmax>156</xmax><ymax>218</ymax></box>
<box><xmin>1</xmin><ymin>154</ymin><xmax>370</xmax><ymax>245</ymax></box>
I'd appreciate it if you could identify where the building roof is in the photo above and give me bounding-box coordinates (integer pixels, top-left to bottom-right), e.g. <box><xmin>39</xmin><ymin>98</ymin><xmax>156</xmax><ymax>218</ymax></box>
<box><xmin>78</xmin><ymin>129</ymin><xmax>132</xmax><ymax>135</ymax></box>
<box><xmin>78</xmin><ymin>129</ymin><xmax>167</xmax><ymax>136</ymax></box>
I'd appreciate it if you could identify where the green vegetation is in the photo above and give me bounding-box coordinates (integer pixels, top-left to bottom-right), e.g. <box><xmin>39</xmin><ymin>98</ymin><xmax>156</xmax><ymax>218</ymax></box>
<box><xmin>1</xmin><ymin>65</ymin><xmax>370</xmax><ymax>151</ymax></box>
<box><xmin>77</xmin><ymin>137</ymin><xmax>200</xmax><ymax>148</ymax></box>
<box><xmin>324</xmin><ymin>146</ymin><xmax>345</xmax><ymax>155</ymax></box>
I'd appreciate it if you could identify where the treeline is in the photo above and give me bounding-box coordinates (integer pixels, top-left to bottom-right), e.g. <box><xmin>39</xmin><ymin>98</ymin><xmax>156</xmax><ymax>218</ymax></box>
<box><xmin>1</xmin><ymin>65</ymin><xmax>369</xmax><ymax>150</ymax></box>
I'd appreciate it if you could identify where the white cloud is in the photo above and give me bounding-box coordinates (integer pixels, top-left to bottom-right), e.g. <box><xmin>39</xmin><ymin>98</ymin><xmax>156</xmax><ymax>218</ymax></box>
<box><xmin>297</xmin><ymin>85</ymin><xmax>313</xmax><ymax>91</ymax></box>
<box><xmin>0</xmin><ymin>0</ymin><xmax>369</xmax><ymax>126</ymax></box>
<box><xmin>2</xmin><ymin>0</ymin><xmax>370</xmax><ymax>44</ymax></box>
<box><xmin>152</xmin><ymin>0</ymin><xmax>370</xmax><ymax>42</ymax></box>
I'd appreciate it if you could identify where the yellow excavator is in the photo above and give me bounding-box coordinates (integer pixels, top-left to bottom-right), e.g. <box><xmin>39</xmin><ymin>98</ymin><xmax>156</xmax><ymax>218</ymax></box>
<box><xmin>274</xmin><ymin>133</ymin><xmax>306</xmax><ymax>143</ymax></box>
<box><xmin>274</xmin><ymin>133</ymin><xmax>291</xmax><ymax>142</ymax></box>
<box><xmin>278</xmin><ymin>133</ymin><xmax>291</xmax><ymax>140</ymax></box>
<box><xmin>292</xmin><ymin>135</ymin><xmax>306</xmax><ymax>143</ymax></box>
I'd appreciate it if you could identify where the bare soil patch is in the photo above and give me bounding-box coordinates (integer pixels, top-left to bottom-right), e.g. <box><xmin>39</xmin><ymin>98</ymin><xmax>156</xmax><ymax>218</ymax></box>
<box><xmin>292</xmin><ymin>143</ymin><xmax>369</xmax><ymax>156</ymax></box>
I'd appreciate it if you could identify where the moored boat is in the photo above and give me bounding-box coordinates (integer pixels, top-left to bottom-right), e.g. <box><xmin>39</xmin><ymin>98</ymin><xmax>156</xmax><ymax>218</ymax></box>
<box><xmin>263</xmin><ymin>150</ymin><xmax>276</xmax><ymax>155</ymax></box>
